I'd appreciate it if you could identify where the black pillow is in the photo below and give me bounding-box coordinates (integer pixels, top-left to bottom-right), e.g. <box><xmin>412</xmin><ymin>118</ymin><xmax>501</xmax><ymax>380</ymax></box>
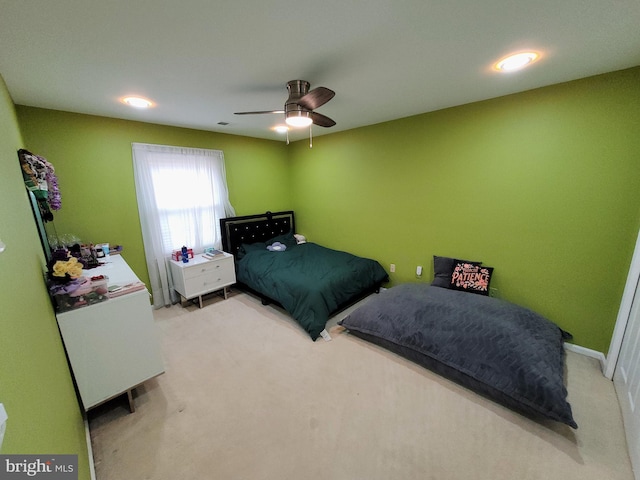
<box><xmin>432</xmin><ymin>255</ymin><xmax>482</xmax><ymax>288</ymax></box>
<box><xmin>236</xmin><ymin>241</ymin><xmax>267</xmax><ymax>259</ymax></box>
<box><xmin>449</xmin><ymin>260</ymin><xmax>493</xmax><ymax>296</ymax></box>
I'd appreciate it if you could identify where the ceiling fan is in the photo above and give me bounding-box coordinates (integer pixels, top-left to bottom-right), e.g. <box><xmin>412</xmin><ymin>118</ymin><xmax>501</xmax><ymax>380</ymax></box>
<box><xmin>234</xmin><ymin>80</ymin><xmax>336</xmax><ymax>128</ymax></box>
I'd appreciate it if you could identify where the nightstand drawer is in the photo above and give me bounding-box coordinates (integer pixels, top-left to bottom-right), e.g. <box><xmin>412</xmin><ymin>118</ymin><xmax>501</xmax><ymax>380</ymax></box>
<box><xmin>184</xmin><ymin>268</ymin><xmax>236</xmax><ymax>296</ymax></box>
<box><xmin>182</xmin><ymin>258</ymin><xmax>230</xmax><ymax>280</ymax></box>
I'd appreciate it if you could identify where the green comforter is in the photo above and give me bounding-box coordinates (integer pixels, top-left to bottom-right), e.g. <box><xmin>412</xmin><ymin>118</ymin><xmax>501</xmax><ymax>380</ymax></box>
<box><xmin>236</xmin><ymin>242</ymin><xmax>388</xmax><ymax>340</ymax></box>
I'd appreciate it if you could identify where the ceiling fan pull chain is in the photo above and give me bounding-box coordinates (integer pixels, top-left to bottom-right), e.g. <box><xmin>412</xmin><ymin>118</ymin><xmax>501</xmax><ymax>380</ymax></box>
<box><xmin>309</xmin><ymin>124</ymin><xmax>313</xmax><ymax>148</ymax></box>
<box><xmin>286</xmin><ymin>129</ymin><xmax>289</xmax><ymax>145</ymax></box>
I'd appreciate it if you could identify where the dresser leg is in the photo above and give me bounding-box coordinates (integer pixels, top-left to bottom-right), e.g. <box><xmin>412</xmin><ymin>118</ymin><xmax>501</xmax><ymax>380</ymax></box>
<box><xmin>127</xmin><ymin>389</ymin><xmax>135</xmax><ymax>413</ymax></box>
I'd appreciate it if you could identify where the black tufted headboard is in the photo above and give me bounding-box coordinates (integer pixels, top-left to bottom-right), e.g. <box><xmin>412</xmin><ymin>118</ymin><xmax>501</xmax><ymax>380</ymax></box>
<box><xmin>220</xmin><ymin>210</ymin><xmax>295</xmax><ymax>259</ymax></box>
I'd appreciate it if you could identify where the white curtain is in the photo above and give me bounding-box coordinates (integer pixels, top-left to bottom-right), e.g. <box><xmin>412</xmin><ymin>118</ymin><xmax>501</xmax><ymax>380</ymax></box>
<box><xmin>132</xmin><ymin>143</ymin><xmax>235</xmax><ymax>307</ymax></box>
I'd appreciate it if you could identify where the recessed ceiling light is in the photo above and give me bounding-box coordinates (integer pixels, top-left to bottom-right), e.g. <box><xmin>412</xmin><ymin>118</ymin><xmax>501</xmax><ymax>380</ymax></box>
<box><xmin>273</xmin><ymin>125</ymin><xmax>289</xmax><ymax>133</ymax></box>
<box><xmin>494</xmin><ymin>52</ymin><xmax>540</xmax><ymax>72</ymax></box>
<box><xmin>121</xmin><ymin>96</ymin><xmax>154</xmax><ymax>108</ymax></box>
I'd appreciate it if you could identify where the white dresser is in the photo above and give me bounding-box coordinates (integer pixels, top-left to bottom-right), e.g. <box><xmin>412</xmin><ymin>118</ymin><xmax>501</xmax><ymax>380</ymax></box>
<box><xmin>169</xmin><ymin>253</ymin><xmax>236</xmax><ymax>308</ymax></box>
<box><xmin>55</xmin><ymin>255</ymin><xmax>164</xmax><ymax>412</ymax></box>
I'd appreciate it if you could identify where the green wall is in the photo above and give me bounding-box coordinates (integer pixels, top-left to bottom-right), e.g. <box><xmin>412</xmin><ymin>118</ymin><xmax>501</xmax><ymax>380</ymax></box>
<box><xmin>0</xmin><ymin>77</ymin><xmax>90</xmax><ymax>477</ymax></box>
<box><xmin>16</xmin><ymin>107</ymin><xmax>290</xmax><ymax>289</ymax></box>
<box><xmin>14</xmin><ymin>67</ymin><xmax>640</xmax><ymax>354</ymax></box>
<box><xmin>290</xmin><ymin>67</ymin><xmax>640</xmax><ymax>353</ymax></box>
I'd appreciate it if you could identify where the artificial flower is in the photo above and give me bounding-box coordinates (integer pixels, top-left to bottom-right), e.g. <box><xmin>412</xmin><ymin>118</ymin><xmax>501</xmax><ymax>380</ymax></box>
<box><xmin>52</xmin><ymin>256</ymin><xmax>83</xmax><ymax>278</ymax></box>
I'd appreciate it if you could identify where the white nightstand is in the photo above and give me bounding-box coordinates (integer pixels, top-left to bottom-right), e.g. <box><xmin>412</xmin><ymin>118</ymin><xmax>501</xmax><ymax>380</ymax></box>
<box><xmin>169</xmin><ymin>253</ymin><xmax>236</xmax><ymax>308</ymax></box>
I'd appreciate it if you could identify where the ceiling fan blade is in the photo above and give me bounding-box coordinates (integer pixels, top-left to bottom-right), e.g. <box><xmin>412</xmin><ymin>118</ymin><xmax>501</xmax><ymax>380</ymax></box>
<box><xmin>297</xmin><ymin>87</ymin><xmax>335</xmax><ymax>110</ymax></box>
<box><xmin>234</xmin><ymin>110</ymin><xmax>284</xmax><ymax>115</ymax></box>
<box><xmin>310</xmin><ymin>111</ymin><xmax>336</xmax><ymax>128</ymax></box>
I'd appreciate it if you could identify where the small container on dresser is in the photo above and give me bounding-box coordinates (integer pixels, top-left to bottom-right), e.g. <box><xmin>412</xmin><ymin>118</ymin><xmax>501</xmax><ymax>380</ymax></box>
<box><xmin>169</xmin><ymin>252</ymin><xmax>236</xmax><ymax>308</ymax></box>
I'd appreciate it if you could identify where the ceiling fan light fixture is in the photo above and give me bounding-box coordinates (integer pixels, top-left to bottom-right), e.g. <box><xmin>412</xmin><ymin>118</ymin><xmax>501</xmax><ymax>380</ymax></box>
<box><xmin>286</xmin><ymin>111</ymin><xmax>313</xmax><ymax>128</ymax></box>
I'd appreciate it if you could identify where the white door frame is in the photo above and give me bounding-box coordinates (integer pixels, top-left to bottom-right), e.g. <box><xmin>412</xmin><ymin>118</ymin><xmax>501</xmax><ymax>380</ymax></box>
<box><xmin>605</xmin><ymin>226</ymin><xmax>640</xmax><ymax>380</ymax></box>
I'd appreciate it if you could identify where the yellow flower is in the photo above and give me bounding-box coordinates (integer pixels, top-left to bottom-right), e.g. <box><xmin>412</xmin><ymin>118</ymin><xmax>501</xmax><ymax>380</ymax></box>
<box><xmin>68</xmin><ymin>265</ymin><xmax>83</xmax><ymax>278</ymax></box>
<box><xmin>52</xmin><ymin>261</ymin><xmax>69</xmax><ymax>277</ymax></box>
<box><xmin>52</xmin><ymin>257</ymin><xmax>84</xmax><ymax>278</ymax></box>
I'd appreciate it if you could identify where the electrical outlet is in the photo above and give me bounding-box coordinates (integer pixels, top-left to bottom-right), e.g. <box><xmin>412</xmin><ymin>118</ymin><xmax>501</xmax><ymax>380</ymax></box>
<box><xmin>390</xmin><ymin>264</ymin><xmax>396</xmax><ymax>273</ymax></box>
<box><xmin>416</xmin><ymin>265</ymin><xmax>423</xmax><ymax>277</ymax></box>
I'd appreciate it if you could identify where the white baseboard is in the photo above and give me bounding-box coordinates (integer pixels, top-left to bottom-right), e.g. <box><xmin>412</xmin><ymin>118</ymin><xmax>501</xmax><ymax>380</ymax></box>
<box><xmin>564</xmin><ymin>343</ymin><xmax>607</xmax><ymax>375</ymax></box>
<box><xmin>84</xmin><ymin>415</ymin><xmax>97</xmax><ymax>480</ymax></box>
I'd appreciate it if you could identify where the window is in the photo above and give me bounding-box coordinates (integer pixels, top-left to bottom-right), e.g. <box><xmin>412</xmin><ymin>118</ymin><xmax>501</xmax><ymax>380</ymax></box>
<box><xmin>132</xmin><ymin>143</ymin><xmax>235</xmax><ymax>307</ymax></box>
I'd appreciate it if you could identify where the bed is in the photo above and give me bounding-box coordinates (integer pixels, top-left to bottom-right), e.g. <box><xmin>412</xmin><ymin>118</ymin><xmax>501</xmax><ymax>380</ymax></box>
<box><xmin>220</xmin><ymin>211</ymin><xmax>389</xmax><ymax>341</ymax></box>
<box><xmin>338</xmin><ymin>257</ymin><xmax>577</xmax><ymax>428</ymax></box>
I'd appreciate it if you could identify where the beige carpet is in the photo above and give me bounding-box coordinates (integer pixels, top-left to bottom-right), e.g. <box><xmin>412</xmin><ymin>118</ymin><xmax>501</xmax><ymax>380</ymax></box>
<box><xmin>89</xmin><ymin>290</ymin><xmax>634</xmax><ymax>480</ymax></box>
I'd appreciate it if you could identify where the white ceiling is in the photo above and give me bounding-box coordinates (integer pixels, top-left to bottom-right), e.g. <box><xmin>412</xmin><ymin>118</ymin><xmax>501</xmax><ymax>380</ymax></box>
<box><xmin>1</xmin><ymin>0</ymin><xmax>639</xmax><ymax>142</ymax></box>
